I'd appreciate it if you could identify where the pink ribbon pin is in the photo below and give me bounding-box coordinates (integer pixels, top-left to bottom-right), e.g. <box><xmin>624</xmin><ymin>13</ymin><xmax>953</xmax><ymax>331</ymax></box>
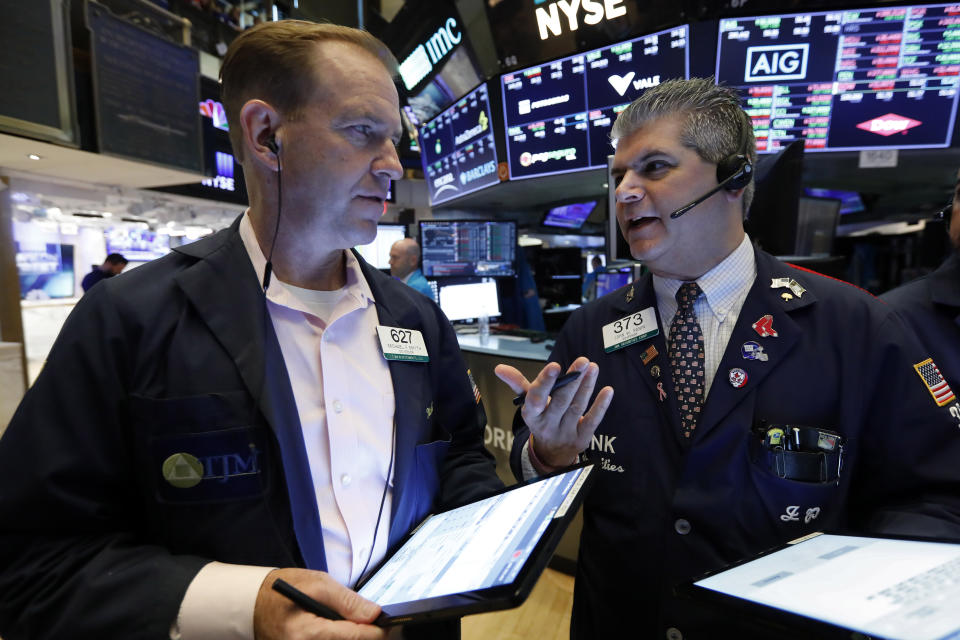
<box><xmin>657</xmin><ymin>382</ymin><xmax>667</xmax><ymax>401</ymax></box>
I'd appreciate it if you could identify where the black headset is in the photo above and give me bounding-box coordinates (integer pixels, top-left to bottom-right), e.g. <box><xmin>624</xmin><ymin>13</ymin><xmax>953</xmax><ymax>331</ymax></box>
<box><xmin>668</xmin><ymin>117</ymin><xmax>754</xmax><ymax>219</ymax></box>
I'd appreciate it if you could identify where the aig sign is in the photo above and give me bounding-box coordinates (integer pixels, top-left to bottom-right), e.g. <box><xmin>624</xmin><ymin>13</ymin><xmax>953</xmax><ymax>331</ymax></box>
<box><xmin>745</xmin><ymin>44</ymin><xmax>809</xmax><ymax>82</ymax></box>
<box><xmin>399</xmin><ymin>17</ymin><xmax>462</xmax><ymax>91</ymax></box>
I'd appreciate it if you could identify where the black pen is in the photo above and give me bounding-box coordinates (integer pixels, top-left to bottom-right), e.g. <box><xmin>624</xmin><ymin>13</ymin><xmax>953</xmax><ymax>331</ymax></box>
<box><xmin>513</xmin><ymin>370</ymin><xmax>582</xmax><ymax>406</ymax></box>
<box><xmin>272</xmin><ymin>578</ymin><xmax>345</xmax><ymax>621</ymax></box>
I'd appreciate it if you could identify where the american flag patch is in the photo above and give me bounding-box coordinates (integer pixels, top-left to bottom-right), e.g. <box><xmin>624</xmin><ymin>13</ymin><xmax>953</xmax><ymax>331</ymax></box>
<box><xmin>913</xmin><ymin>358</ymin><xmax>956</xmax><ymax>407</ymax></box>
<box><xmin>467</xmin><ymin>369</ymin><xmax>481</xmax><ymax>404</ymax></box>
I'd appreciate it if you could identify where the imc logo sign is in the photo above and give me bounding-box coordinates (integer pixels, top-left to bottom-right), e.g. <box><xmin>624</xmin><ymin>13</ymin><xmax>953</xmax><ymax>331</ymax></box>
<box><xmin>745</xmin><ymin>44</ymin><xmax>809</xmax><ymax>82</ymax></box>
<box><xmin>856</xmin><ymin>113</ymin><xmax>922</xmax><ymax>136</ymax></box>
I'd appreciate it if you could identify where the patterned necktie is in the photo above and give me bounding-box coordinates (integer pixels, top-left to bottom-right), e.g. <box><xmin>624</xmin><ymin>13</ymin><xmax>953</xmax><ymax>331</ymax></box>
<box><xmin>668</xmin><ymin>282</ymin><xmax>705</xmax><ymax>439</ymax></box>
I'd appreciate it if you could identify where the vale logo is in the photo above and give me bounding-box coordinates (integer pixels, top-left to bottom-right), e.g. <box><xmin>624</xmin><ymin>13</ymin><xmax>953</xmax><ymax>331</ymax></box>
<box><xmin>607</xmin><ymin>72</ymin><xmax>661</xmax><ymax>97</ymax></box>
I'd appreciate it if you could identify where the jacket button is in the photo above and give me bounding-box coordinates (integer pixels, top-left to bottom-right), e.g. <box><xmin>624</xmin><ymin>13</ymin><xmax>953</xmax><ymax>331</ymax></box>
<box><xmin>666</xmin><ymin>627</ymin><xmax>683</xmax><ymax>640</ymax></box>
<box><xmin>674</xmin><ymin>518</ymin><xmax>691</xmax><ymax>535</ymax></box>
<box><xmin>333</xmin><ymin>399</ymin><xmax>343</xmax><ymax>413</ymax></box>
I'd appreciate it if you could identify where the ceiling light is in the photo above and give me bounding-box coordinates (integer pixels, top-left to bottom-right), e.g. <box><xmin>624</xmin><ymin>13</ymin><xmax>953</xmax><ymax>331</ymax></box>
<box><xmin>27</xmin><ymin>154</ymin><xmax>42</xmax><ymax>161</ymax></box>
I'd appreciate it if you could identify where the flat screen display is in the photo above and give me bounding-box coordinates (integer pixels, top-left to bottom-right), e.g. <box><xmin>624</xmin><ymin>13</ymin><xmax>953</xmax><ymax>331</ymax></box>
<box><xmin>419</xmin><ymin>83</ymin><xmax>500</xmax><ymax>206</ymax></box>
<box><xmin>420</xmin><ymin>220</ymin><xmax>516</xmax><ymax>277</ymax></box>
<box><xmin>105</xmin><ymin>228</ymin><xmax>170</xmax><ymax>262</ymax></box>
<box><xmin>355</xmin><ymin>224</ymin><xmax>406</xmax><ymax>270</ymax></box>
<box><xmin>15</xmin><ymin>242</ymin><xmax>75</xmax><ymax>300</ymax></box>
<box><xmin>543</xmin><ymin>201</ymin><xmax>597</xmax><ymax>229</ymax></box>
<box><xmin>804</xmin><ymin>187</ymin><xmax>866</xmax><ymax>214</ymax></box>
<box><xmin>693</xmin><ymin>533</ymin><xmax>960</xmax><ymax>640</ymax></box>
<box><xmin>437</xmin><ymin>280</ymin><xmax>500</xmax><ymax>321</ymax></box>
<box><xmin>501</xmin><ymin>25</ymin><xmax>690</xmax><ymax>180</ymax></box>
<box><xmin>716</xmin><ymin>5</ymin><xmax>960</xmax><ymax>153</ymax></box>
<box><xmin>596</xmin><ymin>270</ymin><xmax>632</xmax><ymax>297</ymax></box>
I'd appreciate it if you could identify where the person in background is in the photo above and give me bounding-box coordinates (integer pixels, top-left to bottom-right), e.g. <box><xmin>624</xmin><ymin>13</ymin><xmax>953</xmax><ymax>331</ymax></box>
<box><xmin>495</xmin><ymin>78</ymin><xmax>960</xmax><ymax>638</ymax></box>
<box><xmin>882</xmin><ymin>168</ymin><xmax>960</xmax><ymax>394</ymax></box>
<box><xmin>80</xmin><ymin>252</ymin><xmax>128</xmax><ymax>292</ymax></box>
<box><xmin>389</xmin><ymin>237</ymin><xmax>433</xmax><ymax>299</ymax></box>
<box><xmin>0</xmin><ymin>20</ymin><xmax>500</xmax><ymax>640</ymax></box>
<box><xmin>581</xmin><ymin>255</ymin><xmax>604</xmax><ymax>302</ymax></box>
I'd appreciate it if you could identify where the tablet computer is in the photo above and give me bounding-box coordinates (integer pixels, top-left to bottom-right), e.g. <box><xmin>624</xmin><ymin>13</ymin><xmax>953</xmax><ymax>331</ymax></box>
<box><xmin>356</xmin><ymin>463</ymin><xmax>594</xmax><ymax>626</ymax></box>
<box><xmin>680</xmin><ymin>532</ymin><xmax>960</xmax><ymax>640</ymax></box>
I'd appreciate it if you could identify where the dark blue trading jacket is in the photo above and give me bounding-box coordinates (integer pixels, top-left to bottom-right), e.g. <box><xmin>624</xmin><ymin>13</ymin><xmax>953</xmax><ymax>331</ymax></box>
<box><xmin>512</xmin><ymin>246</ymin><xmax>960</xmax><ymax>639</ymax></box>
<box><xmin>0</xmin><ymin>216</ymin><xmax>501</xmax><ymax>640</ymax></box>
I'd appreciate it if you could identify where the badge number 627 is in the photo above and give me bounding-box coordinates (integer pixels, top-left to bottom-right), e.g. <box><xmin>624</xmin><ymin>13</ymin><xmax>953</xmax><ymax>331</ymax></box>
<box><xmin>390</xmin><ymin>328</ymin><xmax>412</xmax><ymax>344</ymax></box>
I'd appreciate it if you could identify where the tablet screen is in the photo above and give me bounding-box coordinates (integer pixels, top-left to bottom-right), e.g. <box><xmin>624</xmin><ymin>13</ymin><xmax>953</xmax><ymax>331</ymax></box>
<box><xmin>694</xmin><ymin>533</ymin><xmax>960</xmax><ymax>640</ymax></box>
<box><xmin>358</xmin><ymin>465</ymin><xmax>592</xmax><ymax>607</ymax></box>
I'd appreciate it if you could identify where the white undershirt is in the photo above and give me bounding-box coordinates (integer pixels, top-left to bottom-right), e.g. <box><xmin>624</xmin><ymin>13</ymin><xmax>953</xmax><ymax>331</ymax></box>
<box><xmin>174</xmin><ymin>212</ymin><xmax>395</xmax><ymax>639</ymax></box>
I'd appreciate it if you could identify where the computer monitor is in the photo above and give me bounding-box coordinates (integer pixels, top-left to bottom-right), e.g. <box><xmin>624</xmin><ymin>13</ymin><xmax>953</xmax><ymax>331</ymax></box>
<box><xmin>420</xmin><ymin>220</ymin><xmax>516</xmax><ymax>277</ymax></box>
<box><xmin>804</xmin><ymin>188</ymin><xmax>865</xmax><ymax>215</ymax></box>
<box><xmin>716</xmin><ymin>5</ymin><xmax>960</xmax><ymax>153</ymax></box>
<box><xmin>596</xmin><ymin>269</ymin><xmax>632</xmax><ymax>297</ymax></box>
<box><xmin>438</xmin><ymin>279</ymin><xmax>500</xmax><ymax>321</ymax></box>
<box><xmin>543</xmin><ymin>201</ymin><xmax>597</xmax><ymax>229</ymax></box>
<box><xmin>355</xmin><ymin>224</ymin><xmax>406</xmax><ymax>270</ymax></box>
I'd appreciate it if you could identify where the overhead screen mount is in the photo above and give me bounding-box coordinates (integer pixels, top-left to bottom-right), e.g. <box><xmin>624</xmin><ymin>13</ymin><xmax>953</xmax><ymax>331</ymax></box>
<box><xmin>500</xmin><ymin>24</ymin><xmax>691</xmax><ymax>181</ymax></box>
<box><xmin>715</xmin><ymin>5</ymin><xmax>960</xmax><ymax>154</ymax></box>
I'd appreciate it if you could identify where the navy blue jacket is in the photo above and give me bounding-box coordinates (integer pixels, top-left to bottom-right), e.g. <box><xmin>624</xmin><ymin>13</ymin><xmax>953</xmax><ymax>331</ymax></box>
<box><xmin>882</xmin><ymin>251</ymin><xmax>960</xmax><ymax>398</ymax></box>
<box><xmin>0</xmin><ymin>217</ymin><xmax>501</xmax><ymax>639</ymax></box>
<box><xmin>511</xmin><ymin>247</ymin><xmax>960</xmax><ymax>639</ymax></box>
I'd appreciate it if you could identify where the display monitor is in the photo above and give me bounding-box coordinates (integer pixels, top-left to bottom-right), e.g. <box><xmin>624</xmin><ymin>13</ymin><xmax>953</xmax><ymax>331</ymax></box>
<box><xmin>419</xmin><ymin>83</ymin><xmax>500</xmax><ymax>206</ymax></box>
<box><xmin>438</xmin><ymin>279</ymin><xmax>500</xmax><ymax>321</ymax></box>
<box><xmin>596</xmin><ymin>269</ymin><xmax>632</xmax><ymax>297</ymax></box>
<box><xmin>804</xmin><ymin>187</ymin><xmax>865</xmax><ymax>215</ymax></box>
<box><xmin>15</xmin><ymin>242</ymin><xmax>75</xmax><ymax>300</ymax></box>
<box><xmin>105</xmin><ymin>227</ymin><xmax>170</xmax><ymax>262</ymax></box>
<box><xmin>420</xmin><ymin>220</ymin><xmax>516</xmax><ymax>277</ymax></box>
<box><xmin>716</xmin><ymin>5</ymin><xmax>960</xmax><ymax>153</ymax></box>
<box><xmin>543</xmin><ymin>201</ymin><xmax>597</xmax><ymax>229</ymax></box>
<box><xmin>501</xmin><ymin>25</ymin><xmax>690</xmax><ymax>180</ymax></box>
<box><xmin>355</xmin><ymin>224</ymin><xmax>407</xmax><ymax>270</ymax></box>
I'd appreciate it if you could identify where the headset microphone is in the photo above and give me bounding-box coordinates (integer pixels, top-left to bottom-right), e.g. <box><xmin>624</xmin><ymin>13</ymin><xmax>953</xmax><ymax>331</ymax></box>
<box><xmin>669</xmin><ymin>155</ymin><xmax>753</xmax><ymax>219</ymax></box>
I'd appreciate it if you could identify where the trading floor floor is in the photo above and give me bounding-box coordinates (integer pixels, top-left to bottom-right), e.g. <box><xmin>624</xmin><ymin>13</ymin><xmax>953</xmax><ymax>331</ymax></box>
<box><xmin>462</xmin><ymin>568</ymin><xmax>574</xmax><ymax>640</ymax></box>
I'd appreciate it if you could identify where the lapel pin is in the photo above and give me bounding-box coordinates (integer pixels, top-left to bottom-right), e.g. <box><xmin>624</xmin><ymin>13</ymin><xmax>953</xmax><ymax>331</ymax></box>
<box><xmin>650</xmin><ymin>364</ymin><xmax>661</xmax><ymax>378</ymax></box>
<box><xmin>788</xmin><ymin>279</ymin><xmax>806</xmax><ymax>298</ymax></box>
<box><xmin>426</xmin><ymin>403</ymin><xmax>434</xmax><ymax>419</ymax></box>
<box><xmin>657</xmin><ymin>381</ymin><xmax>667</xmax><ymax>401</ymax></box>
<box><xmin>625</xmin><ymin>285</ymin><xmax>635</xmax><ymax>303</ymax></box>
<box><xmin>741</xmin><ymin>341</ymin><xmax>768</xmax><ymax>362</ymax></box>
<box><xmin>162</xmin><ymin>453</ymin><xmax>204</xmax><ymax>489</ymax></box>
<box><xmin>752</xmin><ymin>314</ymin><xmax>779</xmax><ymax>337</ymax></box>
<box><xmin>641</xmin><ymin>344</ymin><xmax>659</xmax><ymax>365</ymax></box>
<box><xmin>771</xmin><ymin>277</ymin><xmax>791</xmax><ymax>289</ymax></box>
<box><xmin>729</xmin><ymin>368</ymin><xmax>748</xmax><ymax>388</ymax></box>
<box><xmin>781</xmin><ymin>292</ymin><xmax>793</xmax><ymax>301</ymax></box>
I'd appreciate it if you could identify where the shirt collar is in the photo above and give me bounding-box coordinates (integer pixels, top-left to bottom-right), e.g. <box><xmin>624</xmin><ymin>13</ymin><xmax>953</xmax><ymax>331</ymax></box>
<box><xmin>653</xmin><ymin>234</ymin><xmax>756</xmax><ymax>321</ymax></box>
<box><xmin>238</xmin><ymin>209</ymin><xmax>375</xmax><ymax>314</ymax></box>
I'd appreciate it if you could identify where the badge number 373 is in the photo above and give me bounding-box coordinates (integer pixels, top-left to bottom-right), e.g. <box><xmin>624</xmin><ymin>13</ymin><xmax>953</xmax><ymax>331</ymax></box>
<box><xmin>602</xmin><ymin>307</ymin><xmax>659</xmax><ymax>353</ymax></box>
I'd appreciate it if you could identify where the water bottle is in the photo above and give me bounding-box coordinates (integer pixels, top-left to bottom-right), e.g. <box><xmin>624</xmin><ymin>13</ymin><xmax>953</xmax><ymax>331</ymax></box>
<box><xmin>478</xmin><ymin>315</ymin><xmax>490</xmax><ymax>345</ymax></box>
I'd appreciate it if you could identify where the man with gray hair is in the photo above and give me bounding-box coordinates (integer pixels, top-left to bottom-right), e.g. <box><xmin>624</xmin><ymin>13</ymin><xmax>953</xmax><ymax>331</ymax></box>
<box><xmin>496</xmin><ymin>78</ymin><xmax>960</xmax><ymax>637</ymax></box>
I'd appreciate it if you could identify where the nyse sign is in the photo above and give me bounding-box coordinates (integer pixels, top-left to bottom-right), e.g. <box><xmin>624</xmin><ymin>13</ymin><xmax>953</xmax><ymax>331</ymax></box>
<box><xmin>398</xmin><ymin>17</ymin><xmax>462</xmax><ymax>90</ymax></box>
<box><xmin>536</xmin><ymin>0</ymin><xmax>628</xmax><ymax>41</ymax></box>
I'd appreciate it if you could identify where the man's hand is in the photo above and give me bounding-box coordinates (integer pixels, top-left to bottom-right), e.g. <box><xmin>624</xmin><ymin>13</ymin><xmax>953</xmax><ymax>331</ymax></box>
<box><xmin>254</xmin><ymin>568</ymin><xmax>386</xmax><ymax>640</ymax></box>
<box><xmin>495</xmin><ymin>357</ymin><xmax>613</xmax><ymax>469</ymax></box>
